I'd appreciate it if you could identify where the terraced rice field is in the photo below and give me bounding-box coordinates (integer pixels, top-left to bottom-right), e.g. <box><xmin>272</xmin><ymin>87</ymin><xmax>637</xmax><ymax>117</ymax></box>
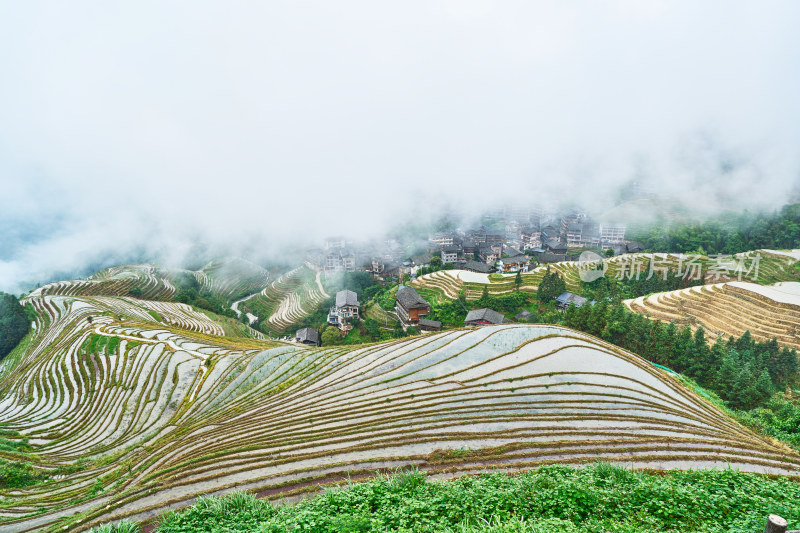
<box><xmin>411</xmin><ymin>250</ymin><xmax>800</xmax><ymax>302</ymax></box>
<box><xmin>410</xmin><ymin>255</ymin><xmax>702</xmax><ymax>300</ymax></box>
<box><xmin>245</xmin><ymin>266</ymin><xmax>329</xmax><ymax>332</ymax></box>
<box><xmin>195</xmin><ymin>257</ymin><xmax>271</xmax><ymax>301</ymax></box>
<box><xmin>739</xmin><ymin>249</ymin><xmax>800</xmax><ymax>284</ymax></box>
<box><xmin>364</xmin><ymin>301</ymin><xmax>398</xmax><ymax>326</ymax></box>
<box><xmin>625</xmin><ymin>281</ymin><xmax>800</xmax><ymax>351</ymax></box>
<box><xmin>411</xmin><ymin>267</ymin><xmax>570</xmax><ymax>301</ymax></box>
<box><xmin>30</xmin><ymin>258</ymin><xmax>275</xmax><ymax>306</ymax></box>
<box><xmin>1</xmin><ymin>296</ymin><xmax>798</xmax><ymax>532</ymax></box>
<box><xmin>29</xmin><ymin>264</ymin><xmax>176</xmax><ymax>301</ymax></box>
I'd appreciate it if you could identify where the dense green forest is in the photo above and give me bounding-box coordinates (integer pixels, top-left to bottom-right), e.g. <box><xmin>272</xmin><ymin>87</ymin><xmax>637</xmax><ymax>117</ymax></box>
<box><xmin>0</xmin><ymin>293</ymin><xmax>32</xmax><ymax>362</ymax></box>
<box><xmin>93</xmin><ymin>465</ymin><xmax>799</xmax><ymax>532</ymax></box>
<box><xmin>634</xmin><ymin>203</ymin><xmax>800</xmax><ymax>254</ymax></box>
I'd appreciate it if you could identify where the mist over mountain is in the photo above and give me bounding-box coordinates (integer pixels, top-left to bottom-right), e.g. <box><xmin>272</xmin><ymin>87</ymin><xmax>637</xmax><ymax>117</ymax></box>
<box><xmin>1</xmin><ymin>1</ymin><xmax>799</xmax><ymax>293</ymax></box>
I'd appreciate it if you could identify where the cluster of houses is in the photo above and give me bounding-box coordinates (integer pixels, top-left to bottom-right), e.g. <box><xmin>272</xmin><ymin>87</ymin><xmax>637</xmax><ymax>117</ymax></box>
<box><xmin>295</xmin><ymin>285</ymin><xmax>442</xmax><ymax>346</ymax></box>
<box><xmin>307</xmin><ymin>207</ymin><xmax>641</xmax><ymax>283</ymax></box>
<box><xmin>294</xmin><ymin>281</ymin><xmax>592</xmax><ymax>346</ymax></box>
<box><xmin>306</xmin><ymin>237</ymin><xmax>432</xmax><ymax>281</ymax></box>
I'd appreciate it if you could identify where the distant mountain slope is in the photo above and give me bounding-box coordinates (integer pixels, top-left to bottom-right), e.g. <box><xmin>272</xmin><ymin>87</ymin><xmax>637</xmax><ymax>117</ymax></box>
<box><xmin>26</xmin><ymin>257</ymin><xmax>272</xmax><ymax>304</ymax></box>
<box><xmin>27</xmin><ymin>263</ymin><xmax>177</xmax><ymax>300</ymax></box>
<box><xmin>1</xmin><ymin>295</ymin><xmax>797</xmax><ymax>532</ymax></box>
<box><xmin>191</xmin><ymin>257</ymin><xmax>271</xmax><ymax>302</ymax></box>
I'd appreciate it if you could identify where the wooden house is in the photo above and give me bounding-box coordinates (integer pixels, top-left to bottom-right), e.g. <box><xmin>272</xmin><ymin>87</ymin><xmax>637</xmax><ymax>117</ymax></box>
<box><xmin>395</xmin><ymin>286</ymin><xmax>431</xmax><ymax>326</ymax></box>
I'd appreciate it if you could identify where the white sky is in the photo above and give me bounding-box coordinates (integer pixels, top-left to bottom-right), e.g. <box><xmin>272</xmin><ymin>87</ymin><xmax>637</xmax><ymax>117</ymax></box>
<box><xmin>1</xmin><ymin>1</ymin><xmax>799</xmax><ymax>291</ymax></box>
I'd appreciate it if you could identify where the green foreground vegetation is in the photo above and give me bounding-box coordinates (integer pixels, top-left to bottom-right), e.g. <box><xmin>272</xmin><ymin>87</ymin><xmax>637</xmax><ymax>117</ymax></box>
<box><xmin>91</xmin><ymin>465</ymin><xmax>799</xmax><ymax>533</ymax></box>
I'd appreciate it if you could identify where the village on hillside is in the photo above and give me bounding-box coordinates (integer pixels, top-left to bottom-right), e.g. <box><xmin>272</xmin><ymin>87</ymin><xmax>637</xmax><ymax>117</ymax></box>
<box><xmin>288</xmin><ymin>204</ymin><xmax>647</xmax><ymax>346</ymax></box>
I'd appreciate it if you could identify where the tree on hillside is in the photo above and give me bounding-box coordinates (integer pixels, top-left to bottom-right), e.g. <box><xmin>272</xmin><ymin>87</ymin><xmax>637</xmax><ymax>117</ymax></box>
<box><xmin>339</xmin><ymin>271</ymin><xmax>377</xmax><ymax>294</ymax></box>
<box><xmin>128</xmin><ymin>286</ymin><xmax>143</xmax><ymax>298</ymax></box>
<box><xmin>515</xmin><ymin>270</ymin><xmax>522</xmax><ymax>292</ymax></box>
<box><xmin>537</xmin><ymin>267</ymin><xmax>566</xmax><ymax>303</ymax></box>
<box><xmin>321</xmin><ymin>327</ymin><xmax>341</xmax><ymax>346</ymax></box>
<box><xmin>0</xmin><ymin>293</ymin><xmax>31</xmax><ymax>361</ymax></box>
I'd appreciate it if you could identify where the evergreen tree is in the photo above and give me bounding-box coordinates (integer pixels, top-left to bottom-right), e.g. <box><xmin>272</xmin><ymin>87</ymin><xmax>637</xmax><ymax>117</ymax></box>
<box><xmin>774</xmin><ymin>347</ymin><xmax>799</xmax><ymax>387</ymax></box>
<box><xmin>735</xmin><ymin>330</ymin><xmax>754</xmax><ymax>354</ymax></box>
<box><xmin>587</xmin><ymin>301</ymin><xmax>608</xmax><ymax>337</ymax></box>
<box><xmin>563</xmin><ymin>302</ymin><xmax>578</xmax><ymax>328</ymax></box>
<box><xmin>717</xmin><ymin>350</ymin><xmax>740</xmax><ymax>395</ymax></box>
<box><xmin>731</xmin><ymin>363</ymin><xmax>756</xmax><ymax>410</ymax></box>
<box><xmin>571</xmin><ymin>303</ymin><xmax>592</xmax><ymax>332</ymax></box>
<box><xmin>601</xmin><ymin>304</ymin><xmax>628</xmax><ymax>346</ymax></box>
<box><xmin>687</xmin><ymin>328</ymin><xmax>713</xmax><ymax>384</ymax></box>
<box><xmin>537</xmin><ymin>267</ymin><xmax>566</xmax><ymax>303</ymax></box>
<box><xmin>752</xmin><ymin>369</ymin><xmax>775</xmax><ymax>407</ymax></box>
<box><xmin>671</xmin><ymin>326</ymin><xmax>694</xmax><ymax>373</ymax></box>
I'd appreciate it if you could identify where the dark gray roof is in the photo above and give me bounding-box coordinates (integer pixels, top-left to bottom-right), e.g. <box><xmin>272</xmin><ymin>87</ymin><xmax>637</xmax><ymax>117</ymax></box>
<box><xmin>382</xmin><ymin>265</ymin><xmax>400</xmax><ymax>276</ymax></box>
<box><xmin>626</xmin><ymin>241</ymin><xmax>644</xmax><ymax>253</ymax></box>
<box><xmin>336</xmin><ymin>290</ymin><xmax>359</xmax><ymax>308</ymax></box>
<box><xmin>396</xmin><ymin>286</ymin><xmax>430</xmax><ymax>310</ymax></box>
<box><xmin>464</xmin><ymin>260</ymin><xmax>491</xmax><ymax>273</ymax></box>
<box><xmin>465</xmin><ymin>308</ymin><xmax>507</xmax><ymax>325</ymax></box>
<box><xmin>442</xmin><ymin>246</ymin><xmax>460</xmax><ymax>254</ymax></box>
<box><xmin>418</xmin><ymin>318</ymin><xmax>442</xmax><ymax>328</ymax></box>
<box><xmin>295</xmin><ymin>328</ymin><xmax>319</xmax><ymax>344</ymax></box>
<box><xmin>502</xmin><ymin>255</ymin><xmax>529</xmax><ymax>264</ymax></box>
<box><xmin>411</xmin><ymin>253</ymin><xmax>432</xmax><ymax>265</ymax></box>
<box><xmin>537</xmin><ymin>252</ymin><xmax>566</xmax><ymax>263</ymax></box>
<box><xmin>546</xmin><ymin>239</ymin><xmax>567</xmax><ymax>250</ymax></box>
<box><xmin>555</xmin><ymin>292</ymin><xmax>588</xmax><ymax>307</ymax></box>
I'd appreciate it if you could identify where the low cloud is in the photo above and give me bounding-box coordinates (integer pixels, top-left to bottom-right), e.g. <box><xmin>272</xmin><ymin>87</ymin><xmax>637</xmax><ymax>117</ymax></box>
<box><xmin>1</xmin><ymin>1</ymin><xmax>798</xmax><ymax>292</ymax></box>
